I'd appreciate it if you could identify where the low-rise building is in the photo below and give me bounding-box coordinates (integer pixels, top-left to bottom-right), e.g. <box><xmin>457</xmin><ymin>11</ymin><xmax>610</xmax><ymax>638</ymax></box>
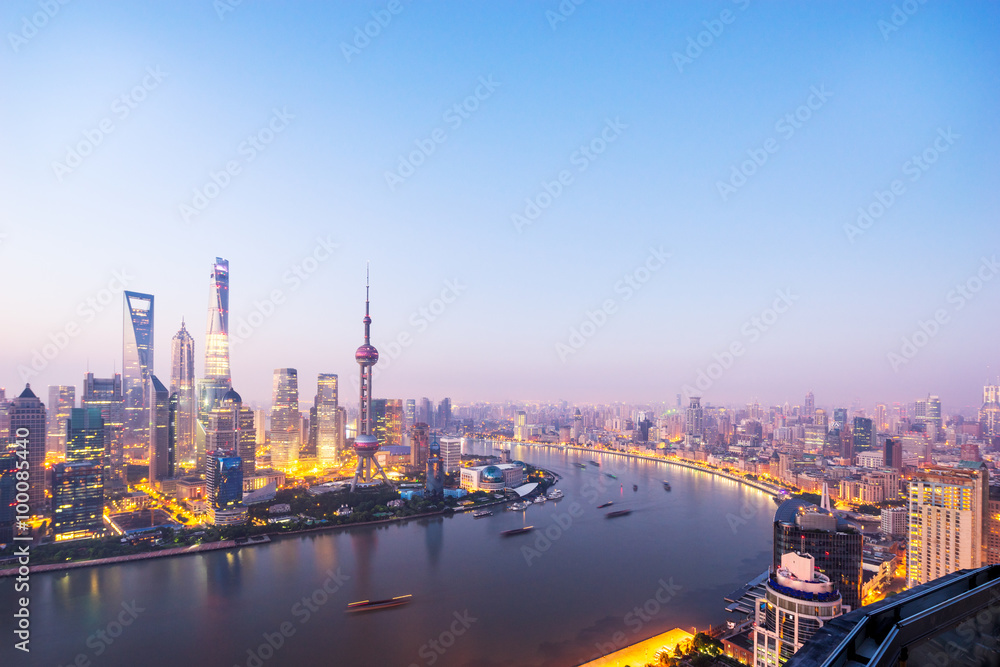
<box><xmin>459</xmin><ymin>463</ymin><xmax>526</xmax><ymax>492</ymax></box>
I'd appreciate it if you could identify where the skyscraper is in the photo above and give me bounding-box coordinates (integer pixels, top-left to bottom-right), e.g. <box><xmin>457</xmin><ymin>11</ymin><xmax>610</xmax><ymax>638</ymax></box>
<box><xmin>170</xmin><ymin>320</ymin><xmax>197</xmax><ymax>467</ymax></box>
<box><xmin>852</xmin><ymin>417</ymin><xmax>873</xmax><ymax>452</ymax></box>
<box><xmin>81</xmin><ymin>372</ymin><xmax>125</xmax><ymax>490</ymax></box>
<box><xmin>372</xmin><ymin>398</ymin><xmax>403</xmax><ymax>448</ymax></box>
<box><xmin>123</xmin><ymin>291</ymin><xmax>154</xmax><ymax>449</ymax></box>
<box><xmin>884</xmin><ymin>438</ymin><xmax>902</xmax><ymax>472</ymax></box>
<box><xmin>206</xmin><ymin>448</ymin><xmax>245</xmax><ymax>525</ymax></box>
<box><xmin>45</xmin><ymin>385</ymin><xmax>75</xmax><ymax>458</ymax></box>
<box><xmin>207</xmin><ymin>388</ymin><xmax>256</xmax><ymax>477</ymax></box>
<box><xmin>9</xmin><ymin>384</ymin><xmax>46</xmax><ymax>517</ymax></box>
<box><xmin>907</xmin><ymin>462</ymin><xmax>988</xmax><ymax>588</ymax></box>
<box><xmin>979</xmin><ymin>383</ymin><xmax>1000</xmax><ymax>440</ymax></box>
<box><xmin>351</xmin><ymin>271</ymin><xmax>392</xmax><ymax>491</ymax></box>
<box><xmin>404</xmin><ymin>399</ymin><xmax>416</xmax><ymax>431</ymax></box>
<box><xmin>420</xmin><ymin>397</ymin><xmax>433</xmax><ymax>427</ymax></box>
<box><xmin>315</xmin><ymin>373</ymin><xmax>340</xmax><ymax>465</ymax></box>
<box><xmin>425</xmin><ymin>432</ymin><xmax>444</xmax><ymax>496</ymax></box>
<box><xmin>0</xmin><ymin>388</ymin><xmax>9</xmax><ymax>442</ymax></box>
<box><xmin>410</xmin><ymin>422</ymin><xmax>429</xmax><ymax>468</ymax></box>
<box><xmin>270</xmin><ymin>369</ymin><xmax>300</xmax><ymax>469</ymax></box>
<box><xmin>804</xmin><ymin>391</ymin><xmax>815</xmax><ymax>421</ymax></box>
<box><xmin>51</xmin><ymin>461</ymin><xmax>103</xmax><ymax>542</ymax></box>
<box><xmin>0</xmin><ymin>453</ymin><xmax>17</xmax><ymax>543</ymax></box>
<box><xmin>199</xmin><ymin>258</ymin><xmax>233</xmax><ymax>423</ymax></box>
<box><xmin>66</xmin><ymin>408</ymin><xmax>104</xmax><ymax>464</ymax></box>
<box><xmin>437</xmin><ymin>397</ymin><xmax>452</xmax><ymax>431</ymax></box>
<box><xmin>149</xmin><ymin>375</ymin><xmax>174</xmax><ymax>485</ymax></box>
<box><xmin>773</xmin><ymin>498</ymin><xmax>863</xmax><ymax>611</ymax></box>
<box><xmin>685</xmin><ymin>397</ymin><xmax>704</xmax><ymax>448</ymax></box>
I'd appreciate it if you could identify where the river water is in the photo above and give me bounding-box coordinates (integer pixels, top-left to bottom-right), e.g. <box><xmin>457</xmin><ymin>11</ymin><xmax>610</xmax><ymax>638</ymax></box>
<box><xmin>4</xmin><ymin>444</ymin><xmax>775</xmax><ymax>667</ymax></box>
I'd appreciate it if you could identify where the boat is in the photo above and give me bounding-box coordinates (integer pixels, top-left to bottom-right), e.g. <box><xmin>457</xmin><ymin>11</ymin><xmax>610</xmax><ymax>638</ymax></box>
<box><xmin>507</xmin><ymin>501</ymin><xmax>528</xmax><ymax>511</ymax></box>
<box><xmin>632</xmin><ymin>484</ymin><xmax>638</xmax><ymax>492</ymax></box>
<box><xmin>597</xmin><ymin>501</ymin><xmax>614</xmax><ymax>509</ymax></box>
<box><xmin>573</xmin><ymin>462</ymin><xmax>587</xmax><ymax>469</ymax></box>
<box><xmin>473</xmin><ymin>510</ymin><xmax>493</xmax><ymax>518</ymax></box>
<box><xmin>533</xmin><ymin>495</ymin><xmax>546</xmax><ymax>504</ymax></box>
<box><xmin>604</xmin><ymin>473</ymin><xmax>617</xmax><ymax>479</ymax></box>
<box><xmin>588</xmin><ymin>460</ymin><xmax>600</xmax><ymax>467</ymax></box>
<box><xmin>606</xmin><ymin>509</ymin><xmax>632</xmax><ymax>518</ymax></box>
<box><xmin>501</xmin><ymin>526</ymin><xmax>534</xmax><ymax>536</ymax></box>
<box><xmin>346</xmin><ymin>595</ymin><xmax>412</xmax><ymax>612</ymax></box>
<box><xmin>662</xmin><ymin>481</ymin><xmax>671</xmax><ymax>491</ymax></box>
<box><xmin>546</xmin><ymin>488</ymin><xmax>564</xmax><ymax>500</ymax></box>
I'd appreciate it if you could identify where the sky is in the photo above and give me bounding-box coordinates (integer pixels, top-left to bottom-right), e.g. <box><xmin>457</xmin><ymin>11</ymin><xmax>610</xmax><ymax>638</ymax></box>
<box><xmin>1</xmin><ymin>1</ymin><xmax>998</xmax><ymax>412</ymax></box>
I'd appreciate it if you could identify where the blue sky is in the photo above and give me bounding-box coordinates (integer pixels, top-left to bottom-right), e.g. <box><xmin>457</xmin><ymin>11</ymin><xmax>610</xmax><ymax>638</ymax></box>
<box><xmin>1</xmin><ymin>1</ymin><xmax>998</xmax><ymax>412</ymax></box>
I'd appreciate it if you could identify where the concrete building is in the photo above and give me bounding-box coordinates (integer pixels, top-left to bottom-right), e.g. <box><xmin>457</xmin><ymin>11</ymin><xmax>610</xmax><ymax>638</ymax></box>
<box><xmin>459</xmin><ymin>463</ymin><xmax>525</xmax><ymax>492</ymax></box>
<box><xmin>439</xmin><ymin>436</ymin><xmax>461</xmax><ymax>473</ymax></box>
<box><xmin>881</xmin><ymin>506</ymin><xmax>907</xmax><ymax>539</ymax></box>
<box><xmin>907</xmin><ymin>462</ymin><xmax>988</xmax><ymax>588</ymax></box>
<box><xmin>754</xmin><ymin>552</ymin><xmax>846</xmax><ymax>667</ymax></box>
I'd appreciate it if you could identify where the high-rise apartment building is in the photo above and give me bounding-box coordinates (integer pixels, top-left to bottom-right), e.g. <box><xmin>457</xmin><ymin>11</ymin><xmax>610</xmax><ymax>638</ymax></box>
<box><xmin>270</xmin><ymin>369</ymin><xmax>300</xmax><ymax>469</ymax></box>
<box><xmin>46</xmin><ymin>385</ymin><xmax>75</xmax><ymax>458</ymax></box>
<box><xmin>9</xmin><ymin>385</ymin><xmax>46</xmax><ymax>517</ymax></box>
<box><xmin>988</xmin><ymin>486</ymin><xmax>1000</xmax><ymax>566</ymax></box>
<box><xmin>907</xmin><ymin>462</ymin><xmax>988</xmax><ymax>588</ymax></box>
<box><xmin>685</xmin><ymin>397</ymin><xmax>704</xmax><ymax>448</ymax></box>
<box><xmin>439</xmin><ymin>436</ymin><xmax>461</xmax><ymax>474</ymax></box>
<box><xmin>170</xmin><ymin>320</ymin><xmax>197</xmax><ymax>466</ymax></box>
<box><xmin>315</xmin><ymin>373</ymin><xmax>340</xmax><ymax>464</ymax></box>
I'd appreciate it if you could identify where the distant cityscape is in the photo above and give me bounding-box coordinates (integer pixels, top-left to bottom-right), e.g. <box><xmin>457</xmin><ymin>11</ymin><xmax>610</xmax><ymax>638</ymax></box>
<box><xmin>2</xmin><ymin>256</ymin><xmax>999</xmax><ymax>665</ymax></box>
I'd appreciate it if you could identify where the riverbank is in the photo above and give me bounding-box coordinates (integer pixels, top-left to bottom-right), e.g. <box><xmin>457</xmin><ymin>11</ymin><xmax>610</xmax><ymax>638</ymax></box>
<box><xmin>546</xmin><ymin>444</ymin><xmax>784</xmax><ymax>496</ymax></box>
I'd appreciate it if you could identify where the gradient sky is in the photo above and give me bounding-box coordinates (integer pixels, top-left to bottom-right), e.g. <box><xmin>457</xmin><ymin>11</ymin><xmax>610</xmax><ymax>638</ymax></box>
<box><xmin>1</xmin><ymin>1</ymin><xmax>998</xmax><ymax>412</ymax></box>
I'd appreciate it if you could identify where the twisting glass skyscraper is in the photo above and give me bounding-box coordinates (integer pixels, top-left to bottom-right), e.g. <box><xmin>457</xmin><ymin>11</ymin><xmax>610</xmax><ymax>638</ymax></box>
<box><xmin>123</xmin><ymin>291</ymin><xmax>154</xmax><ymax>448</ymax></box>
<box><xmin>199</xmin><ymin>258</ymin><xmax>232</xmax><ymax>422</ymax></box>
<box><xmin>170</xmin><ymin>320</ymin><xmax>197</xmax><ymax>466</ymax></box>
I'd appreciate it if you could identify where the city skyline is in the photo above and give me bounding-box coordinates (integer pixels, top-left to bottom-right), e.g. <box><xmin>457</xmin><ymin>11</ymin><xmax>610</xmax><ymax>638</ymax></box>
<box><xmin>3</xmin><ymin>1</ymin><xmax>999</xmax><ymax>408</ymax></box>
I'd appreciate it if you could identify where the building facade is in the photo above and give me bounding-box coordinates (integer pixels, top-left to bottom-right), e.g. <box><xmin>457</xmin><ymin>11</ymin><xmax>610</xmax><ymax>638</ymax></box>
<box><xmin>9</xmin><ymin>385</ymin><xmax>47</xmax><ymax>517</ymax></box>
<box><xmin>52</xmin><ymin>461</ymin><xmax>104</xmax><ymax>541</ymax></box>
<box><xmin>170</xmin><ymin>320</ymin><xmax>197</xmax><ymax>467</ymax></box>
<box><xmin>123</xmin><ymin>291</ymin><xmax>154</xmax><ymax>449</ymax></box>
<box><xmin>270</xmin><ymin>368</ymin><xmax>300</xmax><ymax>469</ymax></box>
<box><xmin>46</xmin><ymin>385</ymin><xmax>75</xmax><ymax>458</ymax></box>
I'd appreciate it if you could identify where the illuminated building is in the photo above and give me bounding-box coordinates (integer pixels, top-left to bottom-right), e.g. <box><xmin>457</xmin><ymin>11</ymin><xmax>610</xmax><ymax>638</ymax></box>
<box><xmin>773</xmin><ymin>495</ymin><xmax>863</xmax><ymax>611</ymax></box>
<box><xmin>66</xmin><ymin>408</ymin><xmax>104</xmax><ymax>464</ymax></box>
<box><xmin>881</xmin><ymin>507</ymin><xmax>907</xmax><ymax>539</ymax></box>
<box><xmin>979</xmin><ymin>383</ymin><xmax>1000</xmax><ymax>439</ymax></box>
<box><xmin>459</xmin><ymin>464</ymin><xmax>525</xmax><ymax>492</ymax></box>
<box><xmin>439</xmin><ymin>436</ymin><xmax>461</xmax><ymax>473</ymax></box>
<box><xmin>0</xmin><ymin>388</ymin><xmax>8</xmax><ymax>442</ymax></box>
<box><xmin>884</xmin><ymin>438</ymin><xmax>902</xmax><ymax>472</ymax></box>
<box><xmin>753</xmin><ymin>552</ymin><xmax>846</xmax><ymax>667</ymax></box>
<box><xmin>804</xmin><ymin>391</ymin><xmax>815</xmax><ymax>420</ymax></box>
<box><xmin>404</xmin><ymin>399</ymin><xmax>415</xmax><ymax>430</ymax></box>
<box><xmin>52</xmin><ymin>461</ymin><xmax>104</xmax><ymax>541</ymax></box>
<box><xmin>123</xmin><ymin>290</ymin><xmax>154</xmax><ymax>449</ymax></box>
<box><xmin>685</xmin><ymin>397</ymin><xmax>703</xmax><ymax>448</ymax></box>
<box><xmin>315</xmin><ymin>373</ymin><xmax>340</xmax><ymax>464</ymax></box>
<box><xmin>351</xmin><ymin>271</ymin><xmax>392</xmax><ymax>491</ymax></box>
<box><xmin>206</xmin><ymin>449</ymin><xmax>245</xmax><ymax>525</ymax></box>
<box><xmin>420</xmin><ymin>397</ymin><xmax>433</xmax><ymax>426</ymax></box>
<box><xmin>988</xmin><ymin>486</ymin><xmax>1000</xmax><ymax>565</ymax></box>
<box><xmin>198</xmin><ymin>258</ymin><xmax>232</xmax><ymax>421</ymax></box>
<box><xmin>915</xmin><ymin>394</ymin><xmax>942</xmax><ymax>438</ymax></box>
<box><xmin>514</xmin><ymin>410</ymin><xmax>527</xmax><ymax>441</ymax></box>
<box><xmin>170</xmin><ymin>320</ymin><xmax>197</xmax><ymax>466</ymax></box>
<box><xmin>9</xmin><ymin>384</ymin><xmax>46</xmax><ymax>517</ymax></box>
<box><xmin>207</xmin><ymin>388</ymin><xmax>255</xmax><ymax>477</ymax></box>
<box><xmin>852</xmin><ymin>417</ymin><xmax>873</xmax><ymax>451</ymax></box>
<box><xmin>149</xmin><ymin>375</ymin><xmax>175</xmax><ymax>485</ymax></box>
<box><xmin>410</xmin><ymin>422</ymin><xmax>429</xmax><ymax>468</ymax></box>
<box><xmin>0</xmin><ymin>454</ymin><xmax>16</xmax><ymax>543</ymax></box>
<box><xmin>373</xmin><ymin>398</ymin><xmax>403</xmax><ymax>448</ymax></box>
<box><xmin>270</xmin><ymin>369</ymin><xmax>300</xmax><ymax>469</ymax></box>
<box><xmin>81</xmin><ymin>372</ymin><xmax>125</xmax><ymax>489</ymax></box>
<box><xmin>906</xmin><ymin>462</ymin><xmax>988</xmax><ymax>588</ymax></box>
<box><xmin>46</xmin><ymin>385</ymin><xmax>75</xmax><ymax>458</ymax></box>
<box><xmin>437</xmin><ymin>397</ymin><xmax>452</xmax><ymax>431</ymax></box>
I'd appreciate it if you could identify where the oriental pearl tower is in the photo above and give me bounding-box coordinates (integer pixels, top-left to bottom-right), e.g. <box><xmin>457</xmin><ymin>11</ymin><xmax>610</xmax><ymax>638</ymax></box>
<box><xmin>351</xmin><ymin>267</ymin><xmax>393</xmax><ymax>491</ymax></box>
